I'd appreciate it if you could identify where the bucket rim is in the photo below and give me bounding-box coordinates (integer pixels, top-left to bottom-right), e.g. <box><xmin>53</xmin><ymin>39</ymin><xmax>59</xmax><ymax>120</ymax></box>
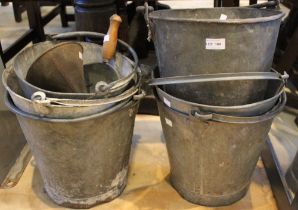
<box><xmin>156</xmin><ymin>84</ymin><xmax>283</xmax><ymax>111</ymax></box>
<box><xmin>157</xmin><ymin>91</ymin><xmax>286</xmax><ymax>124</ymax></box>
<box><xmin>5</xmin><ymin>92</ymin><xmax>139</xmax><ymax>123</ymax></box>
<box><xmin>149</xmin><ymin>7</ymin><xmax>284</xmax><ymax>24</ymax></box>
<box><xmin>2</xmin><ymin>67</ymin><xmax>140</xmax><ymax>107</ymax></box>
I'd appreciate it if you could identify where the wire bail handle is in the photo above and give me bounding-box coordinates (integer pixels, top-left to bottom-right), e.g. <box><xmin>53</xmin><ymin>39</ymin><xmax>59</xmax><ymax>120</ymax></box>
<box><xmin>136</xmin><ymin>1</ymin><xmax>154</xmax><ymax>41</ymax></box>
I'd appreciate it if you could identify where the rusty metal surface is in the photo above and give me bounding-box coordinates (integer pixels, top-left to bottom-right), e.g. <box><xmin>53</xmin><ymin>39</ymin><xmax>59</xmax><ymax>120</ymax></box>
<box><xmin>149</xmin><ymin>8</ymin><xmax>284</xmax><ymax>106</ymax></box>
<box><xmin>156</xmin><ymin>92</ymin><xmax>285</xmax><ymax>206</ymax></box>
<box><xmin>5</xmin><ymin>94</ymin><xmax>140</xmax><ymax>208</ymax></box>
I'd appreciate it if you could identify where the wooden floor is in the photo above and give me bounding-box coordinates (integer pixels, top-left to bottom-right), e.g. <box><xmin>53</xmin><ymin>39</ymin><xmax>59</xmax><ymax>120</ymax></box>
<box><xmin>0</xmin><ymin>115</ymin><xmax>278</xmax><ymax>210</ymax></box>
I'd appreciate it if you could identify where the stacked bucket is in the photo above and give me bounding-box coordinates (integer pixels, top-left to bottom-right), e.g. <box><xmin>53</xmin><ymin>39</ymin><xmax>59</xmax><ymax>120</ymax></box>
<box><xmin>149</xmin><ymin>8</ymin><xmax>287</xmax><ymax>206</ymax></box>
<box><xmin>2</xmin><ymin>32</ymin><xmax>143</xmax><ymax>208</ymax></box>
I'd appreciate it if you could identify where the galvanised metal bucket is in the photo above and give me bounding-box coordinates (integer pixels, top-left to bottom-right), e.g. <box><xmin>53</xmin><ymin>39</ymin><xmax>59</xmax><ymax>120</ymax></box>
<box><xmin>13</xmin><ymin>32</ymin><xmax>139</xmax><ymax>100</ymax></box>
<box><xmin>156</xmin><ymin>92</ymin><xmax>286</xmax><ymax>206</ymax></box>
<box><xmin>149</xmin><ymin>8</ymin><xmax>284</xmax><ymax>105</ymax></box>
<box><xmin>5</xmin><ymin>94</ymin><xmax>140</xmax><ymax>208</ymax></box>
<box><xmin>156</xmin><ymin>85</ymin><xmax>284</xmax><ymax>117</ymax></box>
<box><xmin>3</xmin><ymin>67</ymin><xmax>141</xmax><ymax>118</ymax></box>
<box><xmin>152</xmin><ymin>70</ymin><xmax>287</xmax><ymax>117</ymax></box>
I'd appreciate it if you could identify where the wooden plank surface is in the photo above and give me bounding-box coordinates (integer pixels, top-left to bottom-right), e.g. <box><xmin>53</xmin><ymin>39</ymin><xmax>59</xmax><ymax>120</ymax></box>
<box><xmin>0</xmin><ymin>115</ymin><xmax>278</xmax><ymax>210</ymax></box>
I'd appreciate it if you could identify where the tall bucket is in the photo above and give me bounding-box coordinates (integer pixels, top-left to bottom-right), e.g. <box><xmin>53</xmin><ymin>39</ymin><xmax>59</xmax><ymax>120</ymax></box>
<box><xmin>5</xmin><ymin>94</ymin><xmax>140</xmax><ymax>208</ymax></box>
<box><xmin>156</xmin><ymin>92</ymin><xmax>286</xmax><ymax>206</ymax></box>
<box><xmin>149</xmin><ymin>8</ymin><xmax>284</xmax><ymax>105</ymax></box>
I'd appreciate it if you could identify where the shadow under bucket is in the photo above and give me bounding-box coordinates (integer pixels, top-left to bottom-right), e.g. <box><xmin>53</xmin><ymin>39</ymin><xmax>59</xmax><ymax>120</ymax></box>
<box><xmin>156</xmin><ymin>92</ymin><xmax>286</xmax><ymax>206</ymax></box>
<box><xmin>5</xmin><ymin>94</ymin><xmax>140</xmax><ymax>208</ymax></box>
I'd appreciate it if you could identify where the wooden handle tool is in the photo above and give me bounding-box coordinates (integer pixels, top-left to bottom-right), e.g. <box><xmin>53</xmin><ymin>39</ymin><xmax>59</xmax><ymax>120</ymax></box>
<box><xmin>102</xmin><ymin>14</ymin><xmax>122</xmax><ymax>62</ymax></box>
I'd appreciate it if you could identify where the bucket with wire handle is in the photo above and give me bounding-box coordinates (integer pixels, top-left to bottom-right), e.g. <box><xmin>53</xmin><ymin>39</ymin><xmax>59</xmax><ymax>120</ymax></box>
<box><xmin>156</xmin><ymin>90</ymin><xmax>286</xmax><ymax>206</ymax></box>
<box><xmin>13</xmin><ymin>30</ymin><xmax>139</xmax><ymax>99</ymax></box>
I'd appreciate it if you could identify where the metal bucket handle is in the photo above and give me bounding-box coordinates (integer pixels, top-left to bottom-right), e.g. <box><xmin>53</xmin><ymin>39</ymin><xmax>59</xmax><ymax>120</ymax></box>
<box><xmin>29</xmin><ymin>65</ymin><xmax>144</xmax><ymax>108</ymax></box>
<box><xmin>136</xmin><ymin>1</ymin><xmax>154</xmax><ymax>41</ymax></box>
<box><xmin>30</xmin><ymin>86</ymin><xmax>143</xmax><ymax>109</ymax></box>
<box><xmin>190</xmin><ymin>91</ymin><xmax>286</xmax><ymax>123</ymax></box>
<box><xmin>5</xmin><ymin>92</ymin><xmax>140</xmax><ymax>123</ymax></box>
<box><xmin>50</xmin><ymin>31</ymin><xmax>140</xmax><ymax>95</ymax></box>
<box><xmin>149</xmin><ymin>70</ymin><xmax>289</xmax><ymax>86</ymax></box>
<box><xmin>30</xmin><ymin>88</ymin><xmax>145</xmax><ymax>107</ymax></box>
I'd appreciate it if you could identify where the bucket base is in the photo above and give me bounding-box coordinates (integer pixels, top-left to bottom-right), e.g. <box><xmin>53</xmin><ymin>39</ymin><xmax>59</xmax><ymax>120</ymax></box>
<box><xmin>171</xmin><ymin>178</ymin><xmax>249</xmax><ymax>207</ymax></box>
<box><xmin>44</xmin><ymin>180</ymin><xmax>127</xmax><ymax>209</ymax></box>
<box><xmin>44</xmin><ymin>167</ymin><xmax>129</xmax><ymax>209</ymax></box>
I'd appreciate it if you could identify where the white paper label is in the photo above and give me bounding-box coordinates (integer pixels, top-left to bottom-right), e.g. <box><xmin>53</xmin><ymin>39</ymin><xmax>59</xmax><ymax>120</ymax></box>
<box><xmin>163</xmin><ymin>97</ymin><xmax>171</xmax><ymax>107</ymax></box>
<box><xmin>79</xmin><ymin>51</ymin><xmax>83</xmax><ymax>60</ymax></box>
<box><xmin>104</xmin><ymin>35</ymin><xmax>110</xmax><ymax>42</ymax></box>
<box><xmin>220</xmin><ymin>14</ymin><xmax>227</xmax><ymax>20</ymax></box>
<box><xmin>206</xmin><ymin>38</ymin><xmax>225</xmax><ymax>50</ymax></box>
<box><xmin>165</xmin><ymin>118</ymin><xmax>172</xmax><ymax>127</ymax></box>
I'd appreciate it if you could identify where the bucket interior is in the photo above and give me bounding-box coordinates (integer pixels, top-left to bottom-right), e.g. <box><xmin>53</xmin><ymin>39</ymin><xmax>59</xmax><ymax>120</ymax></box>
<box><xmin>164</xmin><ymin>80</ymin><xmax>282</xmax><ymax>106</ymax></box>
<box><xmin>153</xmin><ymin>68</ymin><xmax>283</xmax><ymax>106</ymax></box>
<box><xmin>14</xmin><ymin>42</ymin><xmax>135</xmax><ymax>94</ymax></box>
<box><xmin>149</xmin><ymin>8</ymin><xmax>282</xmax><ymax>22</ymax></box>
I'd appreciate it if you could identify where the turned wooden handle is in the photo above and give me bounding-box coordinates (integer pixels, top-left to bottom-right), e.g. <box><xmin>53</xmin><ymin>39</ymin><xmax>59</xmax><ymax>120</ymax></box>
<box><xmin>102</xmin><ymin>14</ymin><xmax>122</xmax><ymax>62</ymax></box>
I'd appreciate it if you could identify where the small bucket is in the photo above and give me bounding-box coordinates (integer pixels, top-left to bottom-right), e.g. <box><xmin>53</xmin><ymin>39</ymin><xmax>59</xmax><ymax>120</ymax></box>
<box><xmin>5</xmin><ymin>93</ymin><xmax>140</xmax><ymax>208</ymax></box>
<box><xmin>151</xmin><ymin>70</ymin><xmax>287</xmax><ymax>117</ymax></box>
<box><xmin>156</xmin><ymin>91</ymin><xmax>286</xmax><ymax>206</ymax></box>
<box><xmin>13</xmin><ymin>32</ymin><xmax>139</xmax><ymax>99</ymax></box>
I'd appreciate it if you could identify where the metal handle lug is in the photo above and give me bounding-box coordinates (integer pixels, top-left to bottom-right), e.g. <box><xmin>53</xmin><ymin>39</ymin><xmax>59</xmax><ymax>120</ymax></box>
<box><xmin>133</xmin><ymin>90</ymin><xmax>146</xmax><ymax>101</ymax></box>
<box><xmin>194</xmin><ymin>111</ymin><xmax>213</xmax><ymax>121</ymax></box>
